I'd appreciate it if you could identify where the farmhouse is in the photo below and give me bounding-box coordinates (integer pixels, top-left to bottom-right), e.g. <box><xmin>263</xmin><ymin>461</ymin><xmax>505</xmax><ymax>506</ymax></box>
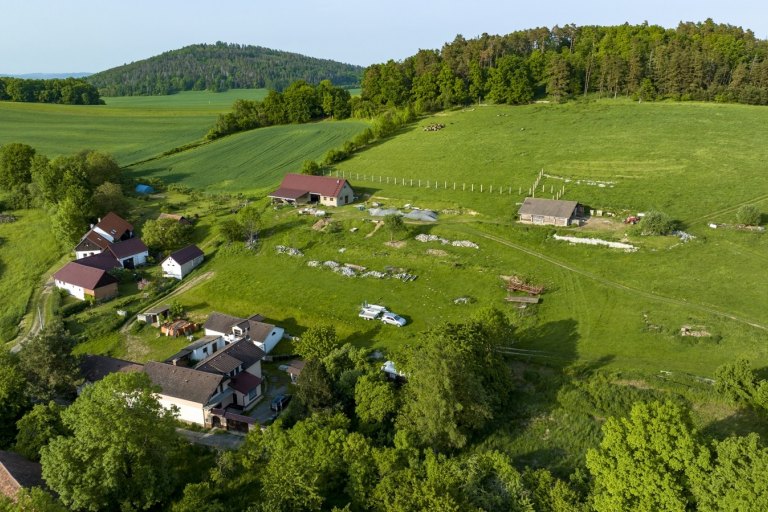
<box><xmin>92</xmin><ymin>212</ymin><xmax>134</xmax><ymax>243</ymax></box>
<box><xmin>269</xmin><ymin>173</ymin><xmax>354</xmax><ymax>207</ymax></box>
<box><xmin>204</xmin><ymin>311</ymin><xmax>285</xmax><ymax>353</ymax></box>
<box><xmin>161</xmin><ymin>244</ymin><xmax>204</xmax><ymax>280</ymax></box>
<box><xmin>107</xmin><ymin>238</ymin><xmax>149</xmax><ymax>268</ymax></box>
<box><xmin>518</xmin><ymin>198</ymin><xmax>582</xmax><ymax>227</ymax></box>
<box><xmin>53</xmin><ymin>262</ymin><xmax>118</xmax><ymax>301</ymax></box>
<box><xmin>78</xmin><ymin>355</ymin><xmax>143</xmax><ymax>394</ymax></box>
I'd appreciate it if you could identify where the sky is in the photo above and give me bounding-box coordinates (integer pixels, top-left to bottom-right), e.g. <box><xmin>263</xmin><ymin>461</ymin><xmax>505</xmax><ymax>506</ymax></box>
<box><xmin>1</xmin><ymin>0</ymin><xmax>765</xmax><ymax>74</ymax></box>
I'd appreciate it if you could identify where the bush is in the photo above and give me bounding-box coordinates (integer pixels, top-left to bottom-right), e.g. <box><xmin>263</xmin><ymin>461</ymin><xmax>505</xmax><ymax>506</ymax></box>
<box><xmin>736</xmin><ymin>204</ymin><xmax>761</xmax><ymax>226</ymax></box>
<box><xmin>60</xmin><ymin>300</ymin><xmax>90</xmax><ymax>318</ymax></box>
<box><xmin>636</xmin><ymin>210</ymin><xmax>675</xmax><ymax>235</ymax></box>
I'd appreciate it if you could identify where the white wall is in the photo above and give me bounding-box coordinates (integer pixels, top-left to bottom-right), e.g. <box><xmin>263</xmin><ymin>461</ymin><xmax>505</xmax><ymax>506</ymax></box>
<box><xmin>118</xmin><ymin>251</ymin><xmax>148</xmax><ymax>267</ymax></box>
<box><xmin>75</xmin><ymin>250</ymin><xmax>102</xmax><ymax>260</ymax></box>
<box><xmin>93</xmin><ymin>226</ymin><xmax>117</xmax><ymax>243</ymax></box>
<box><xmin>255</xmin><ymin>327</ymin><xmax>285</xmax><ymax>354</ymax></box>
<box><xmin>55</xmin><ymin>279</ymin><xmax>85</xmax><ymax>300</ymax></box>
<box><xmin>162</xmin><ymin>258</ymin><xmax>182</xmax><ymax>279</ymax></box>
<box><xmin>156</xmin><ymin>394</ymin><xmax>205</xmax><ymax>426</ymax></box>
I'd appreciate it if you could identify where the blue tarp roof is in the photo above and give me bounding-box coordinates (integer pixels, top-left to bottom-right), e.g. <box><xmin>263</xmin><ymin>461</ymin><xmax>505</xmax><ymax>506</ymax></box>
<box><xmin>135</xmin><ymin>184</ymin><xmax>155</xmax><ymax>194</ymax></box>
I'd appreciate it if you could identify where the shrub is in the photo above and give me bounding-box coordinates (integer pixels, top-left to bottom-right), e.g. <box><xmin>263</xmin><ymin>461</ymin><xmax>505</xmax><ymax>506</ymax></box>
<box><xmin>736</xmin><ymin>204</ymin><xmax>760</xmax><ymax>226</ymax></box>
<box><xmin>636</xmin><ymin>210</ymin><xmax>675</xmax><ymax>235</ymax></box>
<box><xmin>60</xmin><ymin>300</ymin><xmax>90</xmax><ymax>318</ymax></box>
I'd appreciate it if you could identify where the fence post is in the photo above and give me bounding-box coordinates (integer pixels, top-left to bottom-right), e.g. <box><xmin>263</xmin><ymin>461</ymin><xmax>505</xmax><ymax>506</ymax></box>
<box><xmin>472</xmin><ymin>184</ymin><xmax>474</xmax><ymax>192</ymax></box>
<box><xmin>481</xmin><ymin>184</ymin><xmax>483</xmax><ymax>193</ymax></box>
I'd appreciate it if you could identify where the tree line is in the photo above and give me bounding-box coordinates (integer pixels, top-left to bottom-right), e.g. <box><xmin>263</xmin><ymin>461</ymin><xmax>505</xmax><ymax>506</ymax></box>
<box><xmin>86</xmin><ymin>42</ymin><xmax>363</xmax><ymax>96</ymax></box>
<box><xmin>358</xmin><ymin>19</ymin><xmax>768</xmax><ymax>110</ymax></box>
<box><xmin>206</xmin><ymin>79</ymin><xmax>353</xmax><ymax>139</ymax></box>
<box><xmin>0</xmin><ymin>77</ymin><xmax>102</xmax><ymax>105</ymax></box>
<box><xmin>3</xmin><ymin>307</ymin><xmax>768</xmax><ymax>511</ymax></box>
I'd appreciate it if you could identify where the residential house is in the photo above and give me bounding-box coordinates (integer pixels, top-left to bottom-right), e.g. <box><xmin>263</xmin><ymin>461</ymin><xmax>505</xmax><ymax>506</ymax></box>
<box><xmin>53</xmin><ymin>261</ymin><xmax>118</xmax><ymax>301</ymax></box>
<box><xmin>0</xmin><ymin>451</ymin><xmax>45</xmax><ymax>501</ymax></box>
<box><xmin>145</xmin><ymin>338</ymin><xmax>265</xmax><ymax>428</ymax></box>
<box><xmin>269</xmin><ymin>173</ymin><xmax>355</xmax><ymax>207</ymax></box>
<box><xmin>165</xmin><ymin>335</ymin><xmax>226</xmax><ymax>366</ymax></box>
<box><xmin>76</xmin><ymin>251</ymin><xmax>121</xmax><ymax>272</ymax></box>
<box><xmin>92</xmin><ymin>212</ymin><xmax>133</xmax><ymax>243</ymax></box>
<box><xmin>74</xmin><ymin>229</ymin><xmax>112</xmax><ymax>259</ymax></box>
<box><xmin>517</xmin><ymin>198</ymin><xmax>582</xmax><ymax>227</ymax></box>
<box><xmin>204</xmin><ymin>311</ymin><xmax>285</xmax><ymax>353</ymax></box>
<box><xmin>78</xmin><ymin>355</ymin><xmax>143</xmax><ymax>394</ymax></box>
<box><xmin>161</xmin><ymin>245</ymin><xmax>204</xmax><ymax>280</ymax></box>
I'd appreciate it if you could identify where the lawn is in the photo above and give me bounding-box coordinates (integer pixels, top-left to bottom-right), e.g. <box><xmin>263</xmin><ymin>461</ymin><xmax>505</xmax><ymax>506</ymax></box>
<box><xmin>0</xmin><ymin>89</ymin><xmax>268</xmax><ymax>164</ymax></box>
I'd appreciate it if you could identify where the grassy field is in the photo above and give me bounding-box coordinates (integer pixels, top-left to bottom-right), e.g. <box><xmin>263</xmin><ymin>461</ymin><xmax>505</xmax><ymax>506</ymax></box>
<box><xmin>0</xmin><ymin>210</ymin><xmax>65</xmax><ymax>343</ymax></box>
<box><xmin>127</xmin><ymin>120</ymin><xmax>370</xmax><ymax>193</ymax></box>
<box><xmin>121</xmin><ymin>99</ymin><xmax>767</xmax><ymax>377</ymax></box>
<box><xmin>0</xmin><ymin>89</ymin><xmax>268</xmax><ymax>164</ymax></box>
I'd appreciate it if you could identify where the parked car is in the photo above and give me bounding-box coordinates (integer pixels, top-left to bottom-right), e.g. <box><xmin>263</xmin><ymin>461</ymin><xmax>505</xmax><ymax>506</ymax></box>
<box><xmin>381</xmin><ymin>312</ymin><xmax>406</xmax><ymax>327</ymax></box>
<box><xmin>270</xmin><ymin>394</ymin><xmax>292</xmax><ymax>411</ymax></box>
<box><xmin>359</xmin><ymin>303</ymin><xmax>388</xmax><ymax>320</ymax></box>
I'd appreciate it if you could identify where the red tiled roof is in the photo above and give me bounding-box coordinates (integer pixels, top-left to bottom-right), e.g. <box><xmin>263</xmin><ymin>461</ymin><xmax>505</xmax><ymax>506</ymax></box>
<box><xmin>108</xmin><ymin>238</ymin><xmax>148</xmax><ymax>259</ymax></box>
<box><xmin>53</xmin><ymin>262</ymin><xmax>118</xmax><ymax>290</ymax></box>
<box><xmin>270</xmin><ymin>187</ymin><xmax>309</xmax><ymax>200</ymax></box>
<box><xmin>270</xmin><ymin>174</ymin><xmax>351</xmax><ymax>199</ymax></box>
<box><xmin>95</xmin><ymin>212</ymin><xmax>133</xmax><ymax>239</ymax></box>
<box><xmin>228</xmin><ymin>371</ymin><xmax>262</xmax><ymax>394</ymax></box>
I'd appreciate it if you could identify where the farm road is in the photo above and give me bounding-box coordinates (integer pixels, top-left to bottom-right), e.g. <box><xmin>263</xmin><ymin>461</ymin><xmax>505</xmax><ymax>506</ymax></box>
<box><xmin>466</xmin><ymin>229</ymin><xmax>768</xmax><ymax>332</ymax></box>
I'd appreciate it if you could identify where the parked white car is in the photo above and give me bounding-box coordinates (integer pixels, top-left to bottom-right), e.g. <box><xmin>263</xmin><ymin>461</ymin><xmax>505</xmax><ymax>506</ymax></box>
<box><xmin>381</xmin><ymin>312</ymin><xmax>406</xmax><ymax>327</ymax></box>
<box><xmin>359</xmin><ymin>304</ymin><xmax>388</xmax><ymax>320</ymax></box>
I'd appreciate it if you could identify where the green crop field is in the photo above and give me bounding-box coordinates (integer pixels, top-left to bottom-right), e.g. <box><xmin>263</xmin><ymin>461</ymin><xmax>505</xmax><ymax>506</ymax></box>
<box><xmin>0</xmin><ymin>89</ymin><xmax>268</xmax><ymax>164</ymax></box>
<box><xmin>127</xmin><ymin>120</ymin><xmax>370</xmax><ymax>193</ymax></box>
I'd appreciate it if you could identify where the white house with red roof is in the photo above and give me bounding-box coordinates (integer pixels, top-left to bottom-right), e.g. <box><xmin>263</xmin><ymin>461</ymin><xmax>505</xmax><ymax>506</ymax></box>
<box><xmin>269</xmin><ymin>173</ymin><xmax>354</xmax><ymax>207</ymax></box>
<box><xmin>92</xmin><ymin>212</ymin><xmax>134</xmax><ymax>243</ymax></box>
<box><xmin>53</xmin><ymin>262</ymin><xmax>119</xmax><ymax>301</ymax></box>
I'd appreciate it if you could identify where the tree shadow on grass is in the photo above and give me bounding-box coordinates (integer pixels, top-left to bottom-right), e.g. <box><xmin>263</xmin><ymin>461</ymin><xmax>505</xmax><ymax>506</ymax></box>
<box><xmin>700</xmin><ymin>406</ymin><xmax>768</xmax><ymax>441</ymax></box>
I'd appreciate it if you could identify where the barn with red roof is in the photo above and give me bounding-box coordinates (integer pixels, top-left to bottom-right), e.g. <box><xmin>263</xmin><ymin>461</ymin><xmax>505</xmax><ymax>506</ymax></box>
<box><xmin>269</xmin><ymin>173</ymin><xmax>354</xmax><ymax>207</ymax></box>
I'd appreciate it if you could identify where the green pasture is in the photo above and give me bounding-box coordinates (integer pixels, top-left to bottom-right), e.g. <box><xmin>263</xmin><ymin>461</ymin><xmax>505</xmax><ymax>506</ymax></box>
<box><xmin>0</xmin><ymin>210</ymin><xmax>64</xmax><ymax>343</ymax></box>
<box><xmin>127</xmin><ymin>120</ymin><xmax>370</xmax><ymax>193</ymax></box>
<box><xmin>0</xmin><ymin>89</ymin><xmax>268</xmax><ymax>164</ymax></box>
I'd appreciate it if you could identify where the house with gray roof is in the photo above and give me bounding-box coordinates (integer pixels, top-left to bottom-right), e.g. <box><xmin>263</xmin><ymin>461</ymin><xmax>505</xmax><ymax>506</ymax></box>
<box><xmin>145</xmin><ymin>338</ymin><xmax>266</xmax><ymax>428</ymax></box>
<box><xmin>517</xmin><ymin>198</ymin><xmax>582</xmax><ymax>227</ymax></box>
<box><xmin>204</xmin><ymin>311</ymin><xmax>285</xmax><ymax>353</ymax></box>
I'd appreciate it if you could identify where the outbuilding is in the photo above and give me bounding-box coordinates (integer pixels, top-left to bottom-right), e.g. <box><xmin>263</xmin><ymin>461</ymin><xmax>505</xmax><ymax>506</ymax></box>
<box><xmin>161</xmin><ymin>245</ymin><xmax>204</xmax><ymax>280</ymax></box>
<box><xmin>517</xmin><ymin>198</ymin><xmax>582</xmax><ymax>227</ymax></box>
<box><xmin>53</xmin><ymin>262</ymin><xmax>118</xmax><ymax>301</ymax></box>
<box><xmin>269</xmin><ymin>173</ymin><xmax>354</xmax><ymax>207</ymax></box>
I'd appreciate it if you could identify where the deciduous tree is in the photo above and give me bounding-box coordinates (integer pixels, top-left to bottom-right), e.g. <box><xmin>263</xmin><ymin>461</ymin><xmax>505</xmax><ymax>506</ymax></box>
<box><xmin>18</xmin><ymin>320</ymin><xmax>81</xmax><ymax>400</ymax></box>
<box><xmin>40</xmin><ymin>372</ymin><xmax>182</xmax><ymax>512</ymax></box>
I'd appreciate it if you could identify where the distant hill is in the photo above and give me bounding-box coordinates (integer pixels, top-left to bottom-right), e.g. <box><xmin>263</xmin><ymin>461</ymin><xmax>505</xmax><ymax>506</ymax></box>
<box><xmin>2</xmin><ymin>72</ymin><xmax>92</xmax><ymax>79</ymax></box>
<box><xmin>87</xmin><ymin>42</ymin><xmax>364</xmax><ymax>96</ymax></box>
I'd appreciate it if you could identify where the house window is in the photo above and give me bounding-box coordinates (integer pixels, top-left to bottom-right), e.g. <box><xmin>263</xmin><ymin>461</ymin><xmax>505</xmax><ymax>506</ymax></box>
<box><xmin>248</xmin><ymin>388</ymin><xmax>258</xmax><ymax>401</ymax></box>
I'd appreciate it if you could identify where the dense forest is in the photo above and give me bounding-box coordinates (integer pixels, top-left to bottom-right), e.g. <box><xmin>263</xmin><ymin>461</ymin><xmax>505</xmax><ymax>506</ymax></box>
<box><xmin>87</xmin><ymin>42</ymin><xmax>364</xmax><ymax>96</ymax></box>
<box><xmin>0</xmin><ymin>77</ymin><xmax>102</xmax><ymax>105</ymax></box>
<box><xmin>359</xmin><ymin>19</ymin><xmax>768</xmax><ymax>109</ymax></box>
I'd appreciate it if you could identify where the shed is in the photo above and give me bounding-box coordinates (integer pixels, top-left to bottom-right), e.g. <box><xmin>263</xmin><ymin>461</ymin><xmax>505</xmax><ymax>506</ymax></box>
<box><xmin>135</xmin><ymin>184</ymin><xmax>155</xmax><ymax>195</ymax></box>
<box><xmin>518</xmin><ymin>198</ymin><xmax>581</xmax><ymax>227</ymax></box>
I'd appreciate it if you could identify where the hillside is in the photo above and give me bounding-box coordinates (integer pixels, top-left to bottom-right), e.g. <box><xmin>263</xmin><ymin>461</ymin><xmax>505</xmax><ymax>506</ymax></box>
<box><xmin>87</xmin><ymin>42</ymin><xmax>364</xmax><ymax>96</ymax></box>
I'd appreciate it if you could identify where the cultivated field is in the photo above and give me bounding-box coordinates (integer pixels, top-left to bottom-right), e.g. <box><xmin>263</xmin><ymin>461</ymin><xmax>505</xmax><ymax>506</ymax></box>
<box><xmin>0</xmin><ymin>89</ymin><xmax>268</xmax><ymax>164</ymax></box>
<box><xmin>128</xmin><ymin>120</ymin><xmax>370</xmax><ymax>193</ymax></box>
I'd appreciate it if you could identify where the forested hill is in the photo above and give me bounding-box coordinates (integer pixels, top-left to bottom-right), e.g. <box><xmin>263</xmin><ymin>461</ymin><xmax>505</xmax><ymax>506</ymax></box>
<box><xmin>360</xmin><ymin>19</ymin><xmax>768</xmax><ymax>109</ymax></box>
<box><xmin>87</xmin><ymin>42</ymin><xmax>364</xmax><ymax>96</ymax></box>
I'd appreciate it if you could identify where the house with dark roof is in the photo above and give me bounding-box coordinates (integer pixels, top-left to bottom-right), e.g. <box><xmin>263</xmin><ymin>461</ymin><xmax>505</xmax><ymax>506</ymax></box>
<box><xmin>517</xmin><ymin>198</ymin><xmax>582</xmax><ymax>227</ymax></box>
<box><xmin>145</xmin><ymin>338</ymin><xmax>266</xmax><ymax>428</ymax></box>
<box><xmin>93</xmin><ymin>212</ymin><xmax>133</xmax><ymax>243</ymax></box>
<box><xmin>204</xmin><ymin>311</ymin><xmax>285</xmax><ymax>353</ymax></box>
<box><xmin>75</xmin><ymin>229</ymin><xmax>112</xmax><ymax>259</ymax></box>
<box><xmin>0</xmin><ymin>451</ymin><xmax>45</xmax><ymax>501</ymax></box>
<box><xmin>76</xmin><ymin>251</ymin><xmax>121</xmax><ymax>272</ymax></box>
<box><xmin>107</xmin><ymin>238</ymin><xmax>149</xmax><ymax>268</ymax></box>
<box><xmin>53</xmin><ymin>262</ymin><xmax>118</xmax><ymax>301</ymax></box>
<box><xmin>161</xmin><ymin>245</ymin><xmax>204</xmax><ymax>280</ymax></box>
<box><xmin>269</xmin><ymin>173</ymin><xmax>354</xmax><ymax>207</ymax></box>
<box><xmin>78</xmin><ymin>355</ymin><xmax>143</xmax><ymax>394</ymax></box>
